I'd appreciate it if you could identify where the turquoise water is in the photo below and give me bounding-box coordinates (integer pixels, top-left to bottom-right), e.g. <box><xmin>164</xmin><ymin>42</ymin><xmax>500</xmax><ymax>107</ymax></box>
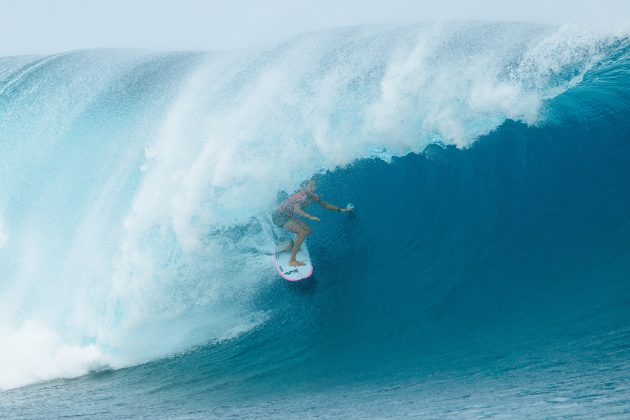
<box><xmin>0</xmin><ymin>23</ymin><xmax>629</xmax><ymax>418</ymax></box>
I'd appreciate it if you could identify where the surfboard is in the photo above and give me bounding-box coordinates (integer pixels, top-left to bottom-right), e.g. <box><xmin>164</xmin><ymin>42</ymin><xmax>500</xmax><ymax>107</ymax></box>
<box><xmin>273</xmin><ymin>240</ymin><xmax>314</xmax><ymax>281</ymax></box>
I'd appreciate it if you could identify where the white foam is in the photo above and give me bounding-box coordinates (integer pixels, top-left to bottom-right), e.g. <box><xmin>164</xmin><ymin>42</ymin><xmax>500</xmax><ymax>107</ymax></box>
<box><xmin>0</xmin><ymin>213</ymin><xmax>6</xmax><ymax>248</ymax></box>
<box><xmin>0</xmin><ymin>323</ymin><xmax>105</xmax><ymax>390</ymax></box>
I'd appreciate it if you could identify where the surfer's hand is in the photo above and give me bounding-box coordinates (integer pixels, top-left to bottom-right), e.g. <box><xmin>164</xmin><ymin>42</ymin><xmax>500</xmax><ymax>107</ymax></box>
<box><xmin>310</xmin><ymin>216</ymin><xmax>320</xmax><ymax>222</ymax></box>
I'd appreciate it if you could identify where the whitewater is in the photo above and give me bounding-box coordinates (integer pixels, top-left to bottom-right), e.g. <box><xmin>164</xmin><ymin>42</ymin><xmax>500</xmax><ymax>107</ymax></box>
<box><xmin>0</xmin><ymin>22</ymin><xmax>629</xmax><ymax>417</ymax></box>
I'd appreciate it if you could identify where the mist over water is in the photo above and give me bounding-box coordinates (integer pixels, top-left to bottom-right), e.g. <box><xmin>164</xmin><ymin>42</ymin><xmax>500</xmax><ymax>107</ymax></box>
<box><xmin>0</xmin><ymin>22</ymin><xmax>628</xmax><ymax>417</ymax></box>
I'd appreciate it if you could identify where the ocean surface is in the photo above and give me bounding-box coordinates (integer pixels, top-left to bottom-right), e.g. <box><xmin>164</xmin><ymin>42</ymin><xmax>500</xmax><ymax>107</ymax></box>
<box><xmin>0</xmin><ymin>22</ymin><xmax>629</xmax><ymax>418</ymax></box>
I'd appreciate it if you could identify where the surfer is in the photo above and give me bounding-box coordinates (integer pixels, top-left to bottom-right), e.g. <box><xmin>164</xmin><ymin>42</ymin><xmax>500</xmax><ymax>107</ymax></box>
<box><xmin>273</xmin><ymin>180</ymin><xmax>353</xmax><ymax>266</ymax></box>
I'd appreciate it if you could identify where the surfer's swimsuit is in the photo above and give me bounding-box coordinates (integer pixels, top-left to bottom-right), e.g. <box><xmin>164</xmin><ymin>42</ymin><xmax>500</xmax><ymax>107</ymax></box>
<box><xmin>273</xmin><ymin>191</ymin><xmax>321</xmax><ymax>227</ymax></box>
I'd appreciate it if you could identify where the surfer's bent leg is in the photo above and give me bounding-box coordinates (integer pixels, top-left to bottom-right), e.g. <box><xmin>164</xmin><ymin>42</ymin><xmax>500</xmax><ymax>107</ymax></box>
<box><xmin>283</xmin><ymin>219</ymin><xmax>310</xmax><ymax>266</ymax></box>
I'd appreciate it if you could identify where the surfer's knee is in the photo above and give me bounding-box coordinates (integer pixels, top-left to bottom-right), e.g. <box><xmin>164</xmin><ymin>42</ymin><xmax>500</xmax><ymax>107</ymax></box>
<box><xmin>304</xmin><ymin>226</ymin><xmax>312</xmax><ymax>236</ymax></box>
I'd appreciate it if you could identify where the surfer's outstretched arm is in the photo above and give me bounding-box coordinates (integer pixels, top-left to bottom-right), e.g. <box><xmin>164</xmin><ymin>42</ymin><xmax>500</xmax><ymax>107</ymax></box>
<box><xmin>319</xmin><ymin>201</ymin><xmax>352</xmax><ymax>213</ymax></box>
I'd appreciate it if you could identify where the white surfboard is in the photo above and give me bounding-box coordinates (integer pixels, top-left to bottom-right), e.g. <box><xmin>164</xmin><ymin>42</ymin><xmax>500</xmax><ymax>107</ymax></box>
<box><xmin>273</xmin><ymin>240</ymin><xmax>314</xmax><ymax>281</ymax></box>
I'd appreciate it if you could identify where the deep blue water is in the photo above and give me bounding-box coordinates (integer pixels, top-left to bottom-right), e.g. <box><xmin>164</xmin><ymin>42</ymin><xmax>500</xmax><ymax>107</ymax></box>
<box><xmin>0</xmin><ymin>23</ymin><xmax>629</xmax><ymax>418</ymax></box>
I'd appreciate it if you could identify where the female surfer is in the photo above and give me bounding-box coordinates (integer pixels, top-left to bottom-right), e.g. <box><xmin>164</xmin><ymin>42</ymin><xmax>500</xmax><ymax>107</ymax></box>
<box><xmin>273</xmin><ymin>180</ymin><xmax>353</xmax><ymax>266</ymax></box>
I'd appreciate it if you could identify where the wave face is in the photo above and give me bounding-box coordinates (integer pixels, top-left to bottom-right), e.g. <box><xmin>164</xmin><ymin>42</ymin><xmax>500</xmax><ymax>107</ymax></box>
<box><xmin>0</xmin><ymin>22</ymin><xmax>629</xmax><ymax>416</ymax></box>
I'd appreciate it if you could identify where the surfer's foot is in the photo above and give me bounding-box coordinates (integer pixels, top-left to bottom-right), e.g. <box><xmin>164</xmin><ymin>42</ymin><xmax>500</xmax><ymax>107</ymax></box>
<box><xmin>288</xmin><ymin>259</ymin><xmax>306</xmax><ymax>267</ymax></box>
